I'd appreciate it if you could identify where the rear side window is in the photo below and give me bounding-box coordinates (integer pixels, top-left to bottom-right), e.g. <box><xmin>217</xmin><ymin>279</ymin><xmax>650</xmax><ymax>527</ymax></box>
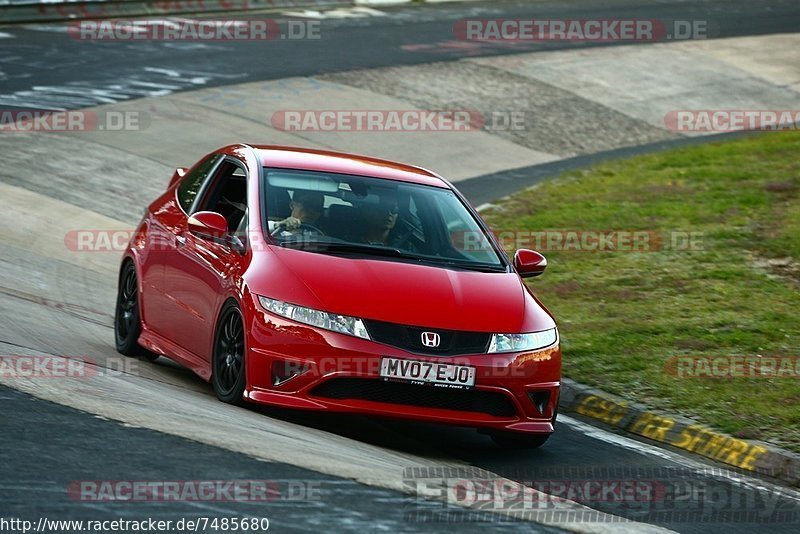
<box><xmin>177</xmin><ymin>154</ymin><xmax>223</xmax><ymax>212</ymax></box>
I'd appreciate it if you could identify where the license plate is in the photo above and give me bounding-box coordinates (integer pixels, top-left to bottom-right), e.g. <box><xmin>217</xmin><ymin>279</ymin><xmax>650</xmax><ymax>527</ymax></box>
<box><xmin>379</xmin><ymin>357</ymin><xmax>476</xmax><ymax>389</ymax></box>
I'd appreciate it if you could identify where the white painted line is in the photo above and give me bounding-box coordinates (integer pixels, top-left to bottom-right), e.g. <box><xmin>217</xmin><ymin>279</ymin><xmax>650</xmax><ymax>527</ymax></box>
<box><xmin>282</xmin><ymin>9</ymin><xmax>323</xmax><ymax>18</ymax></box>
<box><xmin>21</xmin><ymin>24</ymin><xmax>69</xmax><ymax>33</ymax></box>
<box><xmin>560</xmin><ymin>414</ymin><xmax>674</xmax><ymax>459</ymax></box>
<box><xmin>0</xmin><ymin>32</ymin><xmax>14</xmax><ymax>39</ymax></box>
<box><xmin>559</xmin><ymin>414</ymin><xmax>800</xmax><ymax>503</ymax></box>
<box><xmin>355</xmin><ymin>0</ymin><xmax>410</xmax><ymax>5</ymax></box>
<box><xmin>284</xmin><ymin>6</ymin><xmax>389</xmax><ymax>19</ymax></box>
<box><xmin>475</xmin><ymin>202</ymin><xmax>495</xmax><ymax>212</ymax></box>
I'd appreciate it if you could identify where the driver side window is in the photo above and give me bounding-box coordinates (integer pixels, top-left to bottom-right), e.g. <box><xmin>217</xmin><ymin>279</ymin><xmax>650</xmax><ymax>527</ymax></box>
<box><xmin>194</xmin><ymin>161</ymin><xmax>248</xmax><ymax>233</ymax></box>
<box><xmin>177</xmin><ymin>154</ymin><xmax>223</xmax><ymax>212</ymax></box>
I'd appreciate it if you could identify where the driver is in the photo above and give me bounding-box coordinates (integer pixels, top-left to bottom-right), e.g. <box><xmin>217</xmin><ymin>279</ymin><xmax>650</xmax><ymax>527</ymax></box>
<box><xmin>269</xmin><ymin>191</ymin><xmax>324</xmax><ymax>234</ymax></box>
<box><xmin>361</xmin><ymin>195</ymin><xmax>399</xmax><ymax>246</ymax></box>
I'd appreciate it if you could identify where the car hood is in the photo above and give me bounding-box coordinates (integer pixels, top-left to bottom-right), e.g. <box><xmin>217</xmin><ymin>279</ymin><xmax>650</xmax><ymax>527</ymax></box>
<box><xmin>255</xmin><ymin>247</ymin><xmax>554</xmax><ymax>333</ymax></box>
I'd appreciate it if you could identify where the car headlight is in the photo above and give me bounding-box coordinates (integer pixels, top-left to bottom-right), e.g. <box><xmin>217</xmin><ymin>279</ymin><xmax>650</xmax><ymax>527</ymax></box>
<box><xmin>487</xmin><ymin>328</ymin><xmax>558</xmax><ymax>353</ymax></box>
<box><xmin>257</xmin><ymin>296</ymin><xmax>371</xmax><ymax>340</ymax></box>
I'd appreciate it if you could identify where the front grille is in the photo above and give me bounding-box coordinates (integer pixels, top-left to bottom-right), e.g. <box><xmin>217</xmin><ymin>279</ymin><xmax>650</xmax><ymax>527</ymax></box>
<box><xmin>364</xmin><ymin>320</ymin><xmax>491</xmax><ymax>356</ymax></box>
<box><xmin>310</xmin><ymin>377</ymin><xmax>517</xmax><ymax>417</ymax></box>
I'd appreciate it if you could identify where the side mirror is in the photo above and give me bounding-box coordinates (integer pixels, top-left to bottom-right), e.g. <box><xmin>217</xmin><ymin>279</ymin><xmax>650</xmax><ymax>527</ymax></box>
<box><xmin>188</xmin><ymin>211</ymin><xmax>229</xmax><ymax>240</ymax></box>
<box><xmin>514</xmin><ymin>249</ymin><xmax>547</xmax><ymax>278</ymax></box>
<box><xmin>168</xmin><ymin>167</ymin><xmax>189</xmax><ymax>188</ymax></box>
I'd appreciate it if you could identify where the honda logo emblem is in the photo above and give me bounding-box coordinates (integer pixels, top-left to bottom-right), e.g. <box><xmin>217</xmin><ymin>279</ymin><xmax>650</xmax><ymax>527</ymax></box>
<box><xmin>421</xmin><ymin>332</ymin><xmax>441</xmax><ymax>348</ymax></box>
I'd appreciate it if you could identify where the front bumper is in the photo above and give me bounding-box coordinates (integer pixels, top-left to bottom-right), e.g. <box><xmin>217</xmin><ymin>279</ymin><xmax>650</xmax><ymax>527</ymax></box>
<box><xmin>243</xmin><ymin>300</ymin><xmax>561</xmax><ymax>435</ymax></box>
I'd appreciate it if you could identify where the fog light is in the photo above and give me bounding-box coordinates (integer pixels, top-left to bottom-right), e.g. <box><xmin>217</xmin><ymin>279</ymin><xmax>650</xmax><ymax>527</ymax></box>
<box><xmin>271</xmin><ymin>360</ymin><xmax>309</xmax><ymax>386</ymax></box>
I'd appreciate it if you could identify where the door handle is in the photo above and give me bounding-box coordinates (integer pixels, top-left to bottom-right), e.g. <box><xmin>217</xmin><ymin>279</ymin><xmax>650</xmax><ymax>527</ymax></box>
<box><xmin>175</xmin><ymin>235</ymin><xmax>186</xmax><ymax>247</ymax></box>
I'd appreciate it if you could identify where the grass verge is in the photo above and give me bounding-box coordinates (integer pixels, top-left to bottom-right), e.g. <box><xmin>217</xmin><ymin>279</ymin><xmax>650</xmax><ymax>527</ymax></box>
<box><xmin>481</xmin><ymin>130</ymin><xmax>800</xmax><ymax>452</ymax></box>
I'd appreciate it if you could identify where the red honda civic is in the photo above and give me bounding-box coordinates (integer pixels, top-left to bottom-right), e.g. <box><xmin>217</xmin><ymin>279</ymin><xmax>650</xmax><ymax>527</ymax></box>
<box><xmin>115</xmin><ymin>144</ymin><xmax>560</xmax><ymax>447</ymax></box>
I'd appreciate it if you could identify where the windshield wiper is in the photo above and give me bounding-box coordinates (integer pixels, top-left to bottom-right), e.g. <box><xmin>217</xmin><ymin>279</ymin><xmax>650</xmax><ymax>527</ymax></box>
<box><xmin>432</xmin><ymin>260</ymin><xmax>507</xmax><ymax>273</ymax></box>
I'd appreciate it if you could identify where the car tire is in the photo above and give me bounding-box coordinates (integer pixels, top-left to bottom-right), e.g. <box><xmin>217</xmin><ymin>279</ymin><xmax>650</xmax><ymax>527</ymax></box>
<box><xmin>114</xmin><ymin>261</ymin><xmax>158</xmax><ymax>361</ymax></box>
<box><xmin>212</xmin><ymin>301</ymin><xmax>247</xmax><ymax>405</ymax></box>
<box><xmin>489</xmin><ymin>431</ymin><xmax>551</xmax><ymax>449</ymax></box>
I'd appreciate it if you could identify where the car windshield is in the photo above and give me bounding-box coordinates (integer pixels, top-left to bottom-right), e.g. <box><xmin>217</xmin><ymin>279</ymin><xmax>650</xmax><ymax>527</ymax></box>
<box><xmin>262</xmin><ymin>169</ymin><xmax>505</xmax><ymax>270</ymax></box>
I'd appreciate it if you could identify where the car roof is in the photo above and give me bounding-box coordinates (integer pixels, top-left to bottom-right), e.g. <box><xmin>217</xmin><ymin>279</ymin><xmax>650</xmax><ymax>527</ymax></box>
<box><xmin>249</xmin><ymin>145</ymin><xmax>449</xmax><ymax>188</ymax></box>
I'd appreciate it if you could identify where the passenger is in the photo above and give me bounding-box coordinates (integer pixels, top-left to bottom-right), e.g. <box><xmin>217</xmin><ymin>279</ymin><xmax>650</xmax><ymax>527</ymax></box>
<box><xmin>361</xmin><ymin>196</ymin><xmax>399</xmax><ymax>245</ymax></box>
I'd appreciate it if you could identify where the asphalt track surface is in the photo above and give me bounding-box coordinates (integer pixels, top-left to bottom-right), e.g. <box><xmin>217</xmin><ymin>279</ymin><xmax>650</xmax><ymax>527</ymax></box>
<box><xmin>0</xmin><ymin>385</ymin><xmax>558</xmax><ymax>533</ymax></box>
<box><xmin>1</xmin><ymin>0</ymin><xmax>800</xmax><ymax>111</ymax></box>
<box><xmin>2</xmin><ymin>1</ymin><xmax>800</xmax><ymax>533</ymax></box>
